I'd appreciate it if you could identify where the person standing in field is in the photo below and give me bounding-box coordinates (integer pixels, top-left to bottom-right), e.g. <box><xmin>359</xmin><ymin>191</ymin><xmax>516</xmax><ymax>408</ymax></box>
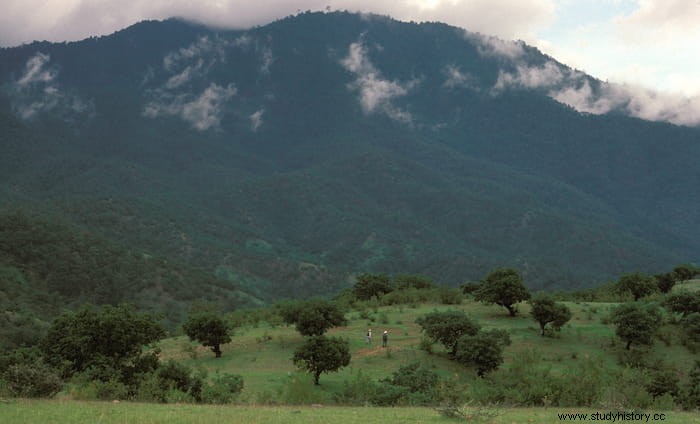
<box><xmin>366</xmin><ymin>328</ymin><xmax>372</xmax><ymax>344</ymax></box>
<box><xmin>382</xmin><ymin>330</ymin><xmax>388</xmax><ymax>347</ymax></box>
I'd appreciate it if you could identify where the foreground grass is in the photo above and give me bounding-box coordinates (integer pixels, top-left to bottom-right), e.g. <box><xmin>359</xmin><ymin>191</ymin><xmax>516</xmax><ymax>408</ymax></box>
<box><xmin>3</xmin><ymin>399</ymin><xmax>699</xmax><ymax>424</ymax></box>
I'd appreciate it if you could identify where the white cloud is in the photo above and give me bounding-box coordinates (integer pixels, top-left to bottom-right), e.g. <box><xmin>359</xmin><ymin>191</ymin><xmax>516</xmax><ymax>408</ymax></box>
<box><xmin>468</xmin><ymin>33</ymin><xmax>527</xmax><ymax>60</ymax></box>
<box><xmin>443</xmin><ymin>65</ymin><xmax>476</xmax><ymax>89</ymax></box>
<box><xmin>8</xmin><ymin>52</ymin><xmax>92</xmax><ymax>120</ymax></box>
<box><xmin>341</xmin><ymin>40</ymin><xmax>417</xmax><ymax>123</ymax></box>
<box><xmin>615</xmin><ymin>0</ymin><xmax>700</xmax><ymax>43</ymax></box>
<box><xmin>164</xmin><ymin>36</ymin><xmax>218</xmax><ymax>71</ymax></box>
<box><xmin>143</xmin><ymin>36</ymin><xmax>243</xmax><ymax>130</ymax></box>
<box><xmin>165</xmin><ymin>59</ymin><xmax>204</xmax><ymax>89</ymax></box>
<box><xmin>182</xmin><ymin>83</ymin><xmax>237</xmax><ymax>130</ymax></box>
<box><xmin>17</xmin><ymin>52</ymin><xmax>55</xmax><ymax>86</ymax></box>
<box><xmin>494</xmin><ymin>61</ymin><xmax>566</xmax><ymax>90</ymax></box>
<box><xmin>551</xmin><ymin>81</ymin><xmax>700</xmax><ymax>127</ymax></box>
<box><xmin>491</xmin><ymin>57</ymin><xmax>700</xmax><ymax>127</ymax></box>
<box><xmin>250</xmin><ymin>109</ymin><xmax>264</xmax><ymax>131</ymax></box>
<box><xmin>259</xmin><ymin>46</ymin><xmax>274</xmax><ymax>75</ymax></box>
<box><xmin>0</xmin><ymin>1</ymin><xmax>554</xmax><ymax>48</ymax></box>
<box><xmin>144</xmin><ymin>83</ymin><xmax>237</xmax><ymax>130</ymax></box>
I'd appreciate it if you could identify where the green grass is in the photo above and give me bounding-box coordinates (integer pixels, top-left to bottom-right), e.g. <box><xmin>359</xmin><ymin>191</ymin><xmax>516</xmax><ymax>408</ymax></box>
<box><xmin>2</xmin><ymin>399</ymin><xmax>699</xmax><ymax>424</ymax></box>
<box><xmin>5</xmin><ymin>296</ymin><xmax>698</xmax><ymax>422</ymax></box>
<box><xmin>156</xmin><ymin>297</ymin><xmax>696</xmax><ymax>401</ymax></box>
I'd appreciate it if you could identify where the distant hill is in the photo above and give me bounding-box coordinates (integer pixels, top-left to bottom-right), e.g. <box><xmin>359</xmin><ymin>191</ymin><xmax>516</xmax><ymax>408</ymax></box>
<box><xmin>0</xmin><ymin>209</ymin><xmax>260</xmax><ymax>350</ymax></box>
<box><xmin>0</xmin><ymin>12</ymin><xmax>698</xmax><ymax>300</ymax></box>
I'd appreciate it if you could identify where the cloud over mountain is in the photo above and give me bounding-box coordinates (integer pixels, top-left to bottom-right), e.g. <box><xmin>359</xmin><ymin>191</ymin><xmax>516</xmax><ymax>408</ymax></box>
<box><xmin>7</xmin><ymin>52</ymin><xmax>92</xmax><ymax>121</ymax></box>
<box><xmin>341</xmin><ymin>40</ymin><xmax>417</xmax><ymax>124</ymax></box>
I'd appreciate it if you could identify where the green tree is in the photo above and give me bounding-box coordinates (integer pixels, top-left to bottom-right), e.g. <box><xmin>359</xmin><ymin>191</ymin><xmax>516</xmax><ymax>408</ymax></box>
<box><xmin>680</xmin><ymin>360</ymin><xmax>700</xmax><ymax>410</ymax></box>
<box><xmin>279</xmin><ymin>299</ymin><xmax>347</xmax><ymax>336</ymax></box>
<box><xmin>655</xmin><ymin>272</ymin><xmax>676</xmax><ymax>294</ymax></box>
<box><xmin>455</xmin><ymin>329</ymin><xmax>511</xmax><ymax>377</ymax></box>
<box><xmin>529</xmin><ymin>295</ymin><xmax>572</xmax><ymax>336</ymax></box>
<box><xmin>374</xmin><ymin>362</ymin><xmax>440</xmax><ymax>406</ymax></box>
<box><xmin>353</xmin><ymin>273</ymin><xmax>393</xmax><ymax>300</ymax></box>
<box><xmin>616</xmin><ymin>272</ymin><xmax>658</xmax><ymax>301</ymax></box>
<box><xmin>393</xmin><ymin>274</ymin><xmax>435</xmax><ymax>290</ymax></box>
<box><xmin>609</xmin><ymin>302</ymin><xmax>663</xmax><ymax>350</ymax></box>
<box><xmin>43</xmin><ymin>304</ymin><xmax>164</xmax><ymax>377</ymax></box>
<box><xmin>415</xmin><ymin>310</ymin><xmax>480</xmax><ymax>355</ymax></box>
<box><xmin>292</xmin><ymin>335</ymin><xmax>351</xmax><ymax>385</ymax></box>
<box><xmin>673</xmin><ymin>264</ymin><xmax>698</xmax><ymax>283</ymax></box>
<box><xmin>183</xmin><ymin>313</ymin><xmax>232</xmax><ymax>358</ymax></box>
<box><xmin>663</xmin><ymin>291</ymin><xmax>700</xmax><ymax>317</ymax></box>
<box><xmin>474</xmin><ymin>268</ymin><xmax>530</xmax><ymax>316</ymax></box>
<box><xmin>680</xmin><ymin>313</ymin><xmax>700</xmax><ymax>350</ymax></box>
<box><xmin>4</xmin><ymin>361</ymin><xmax>63</xmax><ymax>398</ymax></box>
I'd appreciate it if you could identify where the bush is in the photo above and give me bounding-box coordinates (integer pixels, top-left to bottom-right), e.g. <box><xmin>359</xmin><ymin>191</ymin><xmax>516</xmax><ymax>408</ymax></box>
<box><xmin>4</xmin><ymin>362</ymin><xmax>62</xmax><ymax>398</ymax></box>
<box><xmin>134</xmin><ymin>360</ymin><xmax>203</xmax><ymax>403</ymax></box>
<box><xmin>416</xmin><ymin>310</ymin><xmax>480</xmax><ymax>355</ymax></box>
<box><xmin>201</xmin><ymin>373</ymin><xmax>244</xmax><ymax>404</ymax></box>
<box><xmin>334</xmin><ymin>369</ymin><xmax>378</xmax><ymax>405</ymax></box>
<box><xmin>373</xmin><ymin>362</ymin><xmax>440</xmax><ymax>406</ymax></box>
<box><xmin>438</xmin><ymin>288</ymin><xmax>463</xmax><ymax>305</ymax></box>
<box><xmin>646</xmin><ymin>368</ymin><xmax>680</xmax><ymax>399</ymax></box>
<box><xmin>680</xmin><ymin>360</ymin><xmax>700</xmax><ymax>410</ymax></box>
<box><xmin>280</xmin><ymin>372</ymin><xmax>328</xmax><ymax>405</ymax></box>
<box><xmin>455</xmin><ymin>330</ymin><xmax>511</xmax><ymax>377</ymax></box>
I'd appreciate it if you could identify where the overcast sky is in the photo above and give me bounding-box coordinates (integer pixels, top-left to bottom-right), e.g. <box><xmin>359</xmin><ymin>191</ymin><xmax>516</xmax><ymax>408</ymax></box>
<box><xmin>2</xmin><ymin>0</ymin><xmax>699</xmax><ymax>98</ymax></box>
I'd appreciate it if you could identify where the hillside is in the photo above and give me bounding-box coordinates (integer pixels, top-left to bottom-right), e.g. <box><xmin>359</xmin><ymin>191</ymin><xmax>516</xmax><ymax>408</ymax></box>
<box><xmin>0</xmin><ymin>12</ymin><xmax>698</xmax><ymax>300</ymax></box>
<box><xmin>0</xmin><ymin>210</ymin><xmax>261</xmax><ymax>349</ymax></box>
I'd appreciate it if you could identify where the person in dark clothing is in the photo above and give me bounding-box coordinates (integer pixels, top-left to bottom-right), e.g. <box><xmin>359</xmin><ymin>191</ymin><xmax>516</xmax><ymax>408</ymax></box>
<box><xmin>382</xmin><ymin>330</ymin><xmax>388</xmax><ymax>347</ymax></box>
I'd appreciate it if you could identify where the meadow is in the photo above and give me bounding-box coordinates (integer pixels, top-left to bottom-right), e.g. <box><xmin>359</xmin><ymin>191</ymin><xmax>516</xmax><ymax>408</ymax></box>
<box><xmin>2</xmin><ymin>281</ymin><xmax>698</xmax><ymax>423</ymax></box>
<box><xmin>3</xmin><ymin>399</ymin><xmax>700</xmax><ymax>424</ymax></box>
<box><xmin>153</xmin><ymin>281</ymin><xmax>699</xmax><ymax>401</ymax></box>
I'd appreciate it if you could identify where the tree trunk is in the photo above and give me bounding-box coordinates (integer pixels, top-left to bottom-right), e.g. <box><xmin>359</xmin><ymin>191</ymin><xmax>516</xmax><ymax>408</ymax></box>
<box><xmin>506</xmin><ymin>305</ymin><xmax>517</xmax><ymax>316</ymax></box>
<box><xmin>212</xmin><ymin>344</ymin><xmax>222</xmax><ymax>358</ymax></box>
<box><xmin>314</xmin><ymin>371</ymin><xmax>321</xmax><ymax>385</ymax></box>
<box><xmin>626</xmin><ymin>340</ymin><xmax>632</xmax><ymax>350</ymax></box>
<box><xmin>540</xmin><ymin>324</ymin><xmax>546</xmax><ymax>336</ymax></box>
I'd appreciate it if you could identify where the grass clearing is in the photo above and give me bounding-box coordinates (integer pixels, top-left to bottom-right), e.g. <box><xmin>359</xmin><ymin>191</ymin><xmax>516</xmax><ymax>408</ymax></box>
<box><xmin>155</xmin><ymin>297</ymin><xmax>697</xmax><ymax>403</ymax></box>
<box><xmin>2</xmin><ymin>399</ymin><xmax>699</xmax><ymax>424</ymax></box>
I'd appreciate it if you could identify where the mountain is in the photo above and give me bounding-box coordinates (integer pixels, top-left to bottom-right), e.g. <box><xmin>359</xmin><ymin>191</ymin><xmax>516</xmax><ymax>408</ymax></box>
<box><xmin>0</xmin><ymin>12</ymin><xmax>698</xmax><ymax>301</ymax></box>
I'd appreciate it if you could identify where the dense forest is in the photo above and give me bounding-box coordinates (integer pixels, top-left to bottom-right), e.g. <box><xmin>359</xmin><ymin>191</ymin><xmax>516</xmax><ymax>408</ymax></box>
<box><xmin>0</xmin><ymin>12</ymin><xmax>698</xmax><ymax>299</ymax></box>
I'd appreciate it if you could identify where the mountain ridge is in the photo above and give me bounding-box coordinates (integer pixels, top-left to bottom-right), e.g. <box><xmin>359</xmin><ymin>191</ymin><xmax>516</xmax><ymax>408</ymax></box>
<box><xmin>0</xmin><ymin>11</ymin><xmax>697</xmax><ymax>300</ymax></box>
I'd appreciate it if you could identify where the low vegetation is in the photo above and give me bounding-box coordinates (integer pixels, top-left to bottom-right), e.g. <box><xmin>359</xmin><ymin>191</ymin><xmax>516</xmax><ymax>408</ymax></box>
<box><xmin>1</xmin><ymin>267</ymin><xmax>699</xmax><ymax>422</ymax></box>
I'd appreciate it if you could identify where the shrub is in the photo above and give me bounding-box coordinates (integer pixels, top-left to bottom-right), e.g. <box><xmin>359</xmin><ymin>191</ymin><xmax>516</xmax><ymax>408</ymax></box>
<box><xmin>416</xmin><ymin>310</ymin><xmax>480</xmax><ymax>355</ymax></box>
<box><xmin>201</xmin><ymin>373</ymin><xmax>244</xmax><ymax>404</ymax></box>
<box><xmin>4</xmin><ymin>362</ymin><xmax>62</xmax><ymax>398</ymax></box>
<box><xmin>646</xmin><ymin>368</ymin><xmax>680</xmax><ymax>399</ymax></box>
<box><xmin>280</xmin><ymin>372</ymin><xmax>327</xmax><ymax>405</ymax></box>
<box><xmin>334</xmin><ymin>369</ymin><xmax>378</xmax><ymax>405</ymax></box>
<box><xmin>373</xmin><ymin>362</ymin><xmax>440</xmax><ymax>406</ymax></box>
<box><xmin>455</xmin><ymin>330</ymin><xmax>510</xmax><ymax>377</ymax></box>
<box><xmin>438</xmin><ymin>287</ymin><xmax>463</xmax><ymax>305</ymax></box>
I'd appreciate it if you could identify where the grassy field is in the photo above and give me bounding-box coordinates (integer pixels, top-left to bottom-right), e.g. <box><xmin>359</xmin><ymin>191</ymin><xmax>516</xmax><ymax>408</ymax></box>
<box><xmin>3</xmin><ymin>399</ymin><xmax>700</xmax><ymax>424</ymax></box>
<box><xmin>3</xmin><ymin>281</ymin><xmax>698</xmax><ymax>422</ymax></box>
<box><xmin>151</xmin><ymin>282</ymin><xmax>699</xmax><ymax>401</ymax></box>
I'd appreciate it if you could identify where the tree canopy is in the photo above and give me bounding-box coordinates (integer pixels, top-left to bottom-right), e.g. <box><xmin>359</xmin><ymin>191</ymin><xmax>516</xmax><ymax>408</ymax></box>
<box><xmin>609</xmin><ymin>302</ymin><xmax>663</xmax><ymax>350</ymax></box>
<box><xmin>474</xmin><ymin>268</ymin><xmax>531</xmax><ymax>316</ymax></box>
<box><xmin>292</xmin><ymin>335</ymin><xmax>351</xmax><ymax>385</ymax></box>
<box><xmin>616</xmin><ymin>272</ymin><xmax>658</xmax><ymax>301</ymax></box>
<box><xmin>530</xmin><ymin>295</ymin><xmax>572</xmax><ymax>336</ymax></box>
<box><xmin>455</xmin><ymin>329</ymin><xmax>511</xmax><ymax>376</ymax></box>
<box><xmin>353</xmin><ymin>273</ymin><xmax>393</xmax><ymax>300</ymax></box>
<box><xmin>183</xmin><ymin>313</ymin><xmax>232</xmax><ymax>358</ymax></box>
<box><xmin>279</xmin><ymin>299</ymin><xmax>347</xmax><ymax>336</ymax></box>
<box><xmin>43</xmin><ymin>304</ymin><xmax>165</xmax><ymax>376</ymax></box>
<box><xmin>416</xmin><ymin>310</ymin><xmax>480</xmax><ymax>355</ymax></box>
